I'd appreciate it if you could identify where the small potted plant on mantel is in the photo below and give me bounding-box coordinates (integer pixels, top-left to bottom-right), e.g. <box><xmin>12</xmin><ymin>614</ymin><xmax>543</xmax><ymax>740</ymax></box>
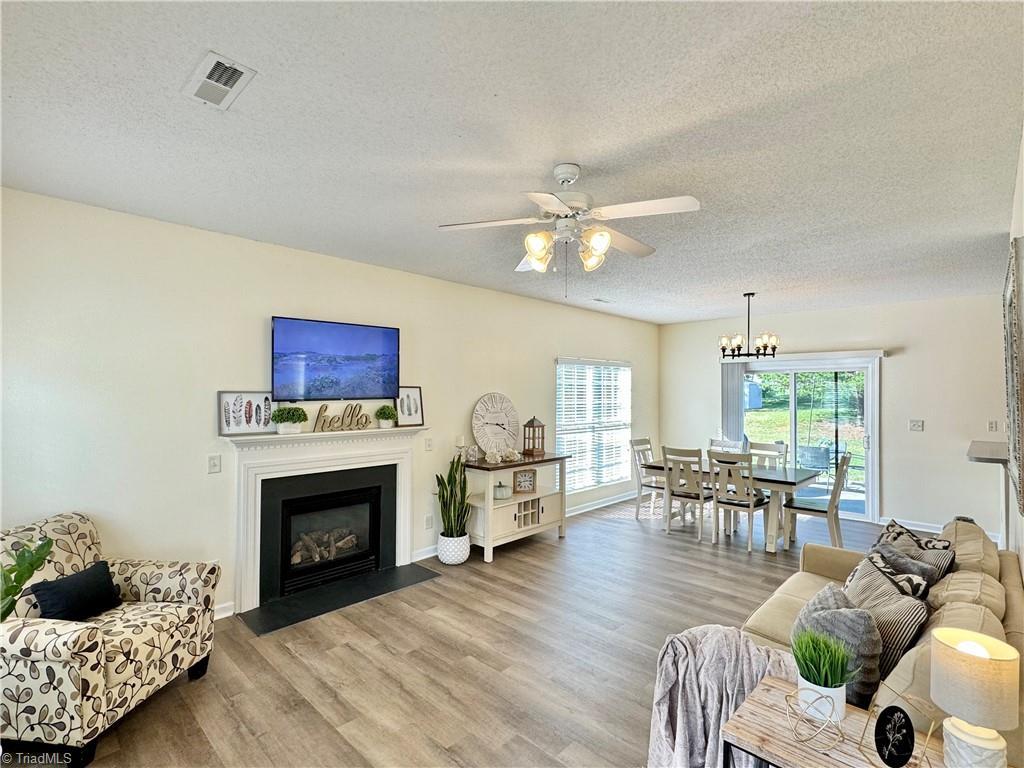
<box><xmin>270</xmin><ymin>406</ymin><xmax>308</xmax><ymax>435</ymax></box>
<box><xmin>375</xmin><ymin>404</ymin><xmax>398</xmax><ymax>429</ymax></box>
<box><xmin>792</xmin><ymin>629</ymin><xmax>858</xmax><ymax>723</ymax></box>
<box><xmin>435</xmin><ymin>454</ymin><xmax>471</xmax><ymax>565</ymax></box>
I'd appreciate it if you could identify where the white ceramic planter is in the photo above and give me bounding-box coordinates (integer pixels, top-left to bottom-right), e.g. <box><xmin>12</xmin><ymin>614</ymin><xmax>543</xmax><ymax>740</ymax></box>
<box><xmin>378</xmin><ymin>419</ymin><xmax>395</xmax><ymax>429</ymax></box>
<box><xmin>437</xmin><ymin>533</ymin><xmax>470</xmax><ymax>565</ymax></box>
<box><xmin>276</xmin><ymin>422</ymin><xmax>302</xmax><ymax>435</ymax></box>
<box><xmin>797</xmin><ymin>674</ymin><xmax>846</xmax><ymax>722</ymax></box>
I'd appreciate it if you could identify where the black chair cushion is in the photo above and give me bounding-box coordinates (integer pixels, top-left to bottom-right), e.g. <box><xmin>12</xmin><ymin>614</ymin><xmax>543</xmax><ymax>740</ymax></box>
<box><xmin>32</xmin><ymin>560</ymin><xmax>121</xmax><ymax>621</ymax></box>
<box><xmin>784</xmin><ymin>497</ymin><xmax>830</xmax><ymax>513</ymax></box>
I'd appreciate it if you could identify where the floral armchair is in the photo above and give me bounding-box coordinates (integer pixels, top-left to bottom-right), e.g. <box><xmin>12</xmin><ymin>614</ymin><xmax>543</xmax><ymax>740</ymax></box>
<box><xmin>1</xmin><ymin>513</ymin><xmax>220</xmax><ymax>767</ymax></box>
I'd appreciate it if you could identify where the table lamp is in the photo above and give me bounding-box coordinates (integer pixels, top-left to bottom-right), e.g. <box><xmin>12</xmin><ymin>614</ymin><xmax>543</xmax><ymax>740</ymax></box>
<box><xmin>930</xmin><ymin>627</ymin><xmax>1020</xmax><ymax>768</ymax></box>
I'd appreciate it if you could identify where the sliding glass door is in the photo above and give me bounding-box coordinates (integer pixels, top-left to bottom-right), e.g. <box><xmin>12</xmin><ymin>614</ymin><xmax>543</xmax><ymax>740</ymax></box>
<box><xmin>743</xmin><ymin>363</ymin><xmax>873</xmax><ymax>518</ymax></box>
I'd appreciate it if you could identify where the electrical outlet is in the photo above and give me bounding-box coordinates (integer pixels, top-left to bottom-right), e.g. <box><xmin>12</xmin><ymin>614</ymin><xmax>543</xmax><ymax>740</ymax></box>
<box><xmin>424</xmin><ymin>514</ymin><xmax>433</xmax><ymax>531</ymax></box>
<box><xmin>908</xmin><ymin>419</ymin><xmax>924</xmax><ymax>432</ymax></box>
<box><xmin>424</xmin><ymin>437</ymin><xmax>433</xmax><ymax>451</ymax></box>
<box><xmin>988</xmin><ymin>420</ymin><xmax>1000</xmax><ymax>432</ymax></box>
<box><xmin>207</xmin><ymin>454</ymin><xmax>222</xmax><ymax>474</ymax></box>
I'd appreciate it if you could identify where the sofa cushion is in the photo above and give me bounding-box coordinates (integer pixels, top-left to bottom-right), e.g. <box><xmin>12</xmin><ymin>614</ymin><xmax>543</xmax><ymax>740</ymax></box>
<box><xmin>875</xmin><ymin>520</ymin><xmax>954</xmax><ymax>577</ymax></box>
<box><xmin>742</xmin><ymin>592</ymin><xmax>809</xmax><ymax>648</ymax></box>
<box><xmin>93</xmin><ymin>601</ymin><xmax>203</xmax><ymax>692</ymax></box>
<box><xmin>914</xmin><ymin>602</ymin><xmax>1005</xmax><ymax>649</ymax></box>
<box><xmin>776</xmin><ymin>571</ymin><xmax>836</xmax><ymax>601</ymax></box>
<box><xmin>996</xmin><ymin>551</ymin><xmax>1024</xmax><ymax>768</ymax></box>
<box><xmin>941</xmin><ymin>518</ymin><xmax>999</xmax><ymax>579</ymax></box>
<box><xmin>792</xmin><ymin>584</ymin><xmax>881</xmax><ymax>707</ymax></box>
<box><xmin>844</xmin><ymin>556</ymin><xmax>929</xmax><ymax>678</ymax></box>
<box><xmin>927</xmin><ymin>570</ymin><xmax>1006</xmax><ymax>620</ymax></box>
<box><xmin>875</xmin><ymin>645</ymin><xmax>946</xmax><ymax>737</ymax></box>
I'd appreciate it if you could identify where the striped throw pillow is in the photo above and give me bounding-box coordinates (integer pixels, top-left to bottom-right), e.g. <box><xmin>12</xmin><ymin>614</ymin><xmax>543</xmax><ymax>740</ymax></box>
<box><xmin>875</xmin><ymin>520</ymin><xmax>955</xmax><ymax>577</ymax></box>
<box><xmin>844</xmin><ymin>555</ymin><xmax>930</xmax><ymax>677</ymax></box>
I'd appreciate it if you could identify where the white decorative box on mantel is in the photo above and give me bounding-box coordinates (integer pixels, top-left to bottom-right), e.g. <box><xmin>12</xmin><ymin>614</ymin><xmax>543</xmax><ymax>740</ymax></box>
<box><xmin>222</xmin><ymin>425</ymin><xmax>429</xmax><ymax>612</ymax></box>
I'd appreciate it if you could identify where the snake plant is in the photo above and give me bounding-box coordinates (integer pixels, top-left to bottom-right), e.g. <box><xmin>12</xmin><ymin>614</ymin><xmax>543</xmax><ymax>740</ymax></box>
<box><xmin>436</xmin><ymin>454</ymin><xmax>471</xmax><ymax>538</ymax></box>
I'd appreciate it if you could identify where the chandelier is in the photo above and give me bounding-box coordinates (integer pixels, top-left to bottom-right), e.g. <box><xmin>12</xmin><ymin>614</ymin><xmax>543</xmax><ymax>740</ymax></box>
<box><xmin>719</xmin><ymin>292</ymin><xmax>779</xmax><ymax>359</ymax></box>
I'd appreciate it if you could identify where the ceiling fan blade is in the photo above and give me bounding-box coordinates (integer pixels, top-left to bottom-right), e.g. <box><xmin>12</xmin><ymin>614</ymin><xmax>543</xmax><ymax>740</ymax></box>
<box><xmin>439</xmin><ymin>216</ymin><xmax>546</xmax><ymax>231</ymax></box>
<box><xmin>514</xmin><ymin>255</ymin><xmax>533</xmax><ymax>272</ymax></box>
<box><xmin>525</xmin><ymin>192</ymin><xmax>574</xmax><ymax>215</ymax></box>
<box><xmin>603</xmin><ymin>226</ymin><xmax>656</xmax><ymax>258</ymax></box>
<box><xmin>588</xmin><ymin>195</ymin><xmax>700</xmax><ymax>221</ymax></box>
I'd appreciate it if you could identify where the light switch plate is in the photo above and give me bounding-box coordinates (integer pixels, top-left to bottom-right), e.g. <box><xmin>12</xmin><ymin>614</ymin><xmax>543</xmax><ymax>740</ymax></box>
<box><xmin>424</xmin><ymin>514</ymin><xmax>433</xmax><ymax>531</ymax></box>
<box><xmin>424</xmin><ymin>437</ymin><xmax>433</xmax><ymax>451</ymax></box>
<box><xmin>207</xmin><ymin>454</ymin><xmax>222</xmax><ymax>473</ymax></box>
<box><xmin>988</xmin><ymin>420</ymin><xmax>1000</xmax><ymax>432</ymax></box>
<box><xmin>908</xmin><ymin>419</ymin><xmax>924</xmax><ymax>432</ymax></box>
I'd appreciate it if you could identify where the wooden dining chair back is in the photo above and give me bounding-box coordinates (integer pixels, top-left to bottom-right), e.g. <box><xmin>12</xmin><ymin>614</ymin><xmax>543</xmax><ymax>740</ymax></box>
<box><xmin>630</xmin><ymin>437</ymin><xmax>663</xmax><ymax>520</ymax></box>
<box><xmin>708</xmin><ymin>450</ymin><xmax>770</xmax><ymax>552</ymax></box>
<box><xmin>783</xmin><ymin>452</ymin><xmax>851</xmax><ymax>548</ymax></box>
<box><xmin>749</xmin><ymin>441</ymin><xmax>788</xmax><ymax>470</ymax></box>
<box><xmin>709</xmin><ymin>437</ymin><xmax>744</xmax><ymax>453</ymax></box>
<box><xmin>661</xmin><ymin>446</ymin><xmax>712</xmax><ymax>538</ymax></box>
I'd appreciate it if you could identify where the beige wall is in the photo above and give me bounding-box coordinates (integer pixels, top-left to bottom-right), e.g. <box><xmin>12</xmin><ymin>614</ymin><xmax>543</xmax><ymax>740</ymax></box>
<box><xmin>659</xmin><ymin>295</ymin><xmax>1007</xmax><ymax>536</ymax></box>
<box><xmin>1</xmin><ymin>188</ymin><xmax>660</xmax><ymax>609</ymax></box>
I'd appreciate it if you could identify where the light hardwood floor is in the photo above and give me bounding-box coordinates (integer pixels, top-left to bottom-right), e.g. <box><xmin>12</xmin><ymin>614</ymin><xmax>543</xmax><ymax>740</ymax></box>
<box><xmin>92</xmin><ymin>500</ymin><xmax>882</xmax><ymax>767</ymax></box>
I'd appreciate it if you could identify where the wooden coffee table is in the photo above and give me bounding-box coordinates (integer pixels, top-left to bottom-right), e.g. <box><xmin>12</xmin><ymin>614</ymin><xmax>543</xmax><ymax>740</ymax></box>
<box><xmin>721</xmin><ymin>676</ymin><xmax>946</xmax><ymax>768</ymax></box>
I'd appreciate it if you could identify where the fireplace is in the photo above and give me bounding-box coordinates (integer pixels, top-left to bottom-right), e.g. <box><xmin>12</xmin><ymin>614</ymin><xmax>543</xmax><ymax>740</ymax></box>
<box><xmin>259</xmin><ymin>464</ymin><xmax>397</xmax><ymax>605</ymax></box>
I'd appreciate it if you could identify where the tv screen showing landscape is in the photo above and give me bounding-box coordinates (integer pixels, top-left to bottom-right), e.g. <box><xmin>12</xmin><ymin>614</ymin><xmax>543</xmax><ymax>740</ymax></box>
<box><xmin>272</xmin><ymin>317</ymin><xmax>399</xmax><ymax>401</ymax></box>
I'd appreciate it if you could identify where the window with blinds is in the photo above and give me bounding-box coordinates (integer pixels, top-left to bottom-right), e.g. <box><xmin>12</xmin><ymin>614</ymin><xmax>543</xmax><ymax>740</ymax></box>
<box><xmin>555</xmin><ymin>359</ymin><xmax>632</xmax><ymax>493</ymax></box>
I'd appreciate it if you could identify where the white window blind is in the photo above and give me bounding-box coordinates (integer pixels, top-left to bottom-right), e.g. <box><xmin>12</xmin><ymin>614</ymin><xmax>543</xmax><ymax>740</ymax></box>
<box><xmin>555</xmin><ymin>359</ymin><xmax>632</xmax><ymax>493</ymax></box>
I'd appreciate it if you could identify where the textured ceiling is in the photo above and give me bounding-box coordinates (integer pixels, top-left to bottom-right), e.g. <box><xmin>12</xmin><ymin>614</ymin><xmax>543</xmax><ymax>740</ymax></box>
<box><xmin>2</xmin><ymin>2</ymin><xmax>1022</xmax><ymax>323</ymax></box>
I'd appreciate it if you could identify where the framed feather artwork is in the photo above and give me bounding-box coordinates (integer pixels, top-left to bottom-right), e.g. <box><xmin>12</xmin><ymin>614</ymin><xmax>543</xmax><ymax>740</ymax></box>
<box><xmin>218</xmin><ymin>391</ymin><xmax>276</xmax><ymax>435</ymax></box>
<box><xmin>396</xmin><ymin>386</ymin><xmax>424</xmax><ymax>427</ymax></box>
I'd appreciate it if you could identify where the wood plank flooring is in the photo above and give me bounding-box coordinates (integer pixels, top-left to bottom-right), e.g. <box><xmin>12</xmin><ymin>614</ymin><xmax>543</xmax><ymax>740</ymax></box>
<box><xmin>91</xmin><ymin>500</ymin><xmax>883</xmax><ymax>767</ymax></box>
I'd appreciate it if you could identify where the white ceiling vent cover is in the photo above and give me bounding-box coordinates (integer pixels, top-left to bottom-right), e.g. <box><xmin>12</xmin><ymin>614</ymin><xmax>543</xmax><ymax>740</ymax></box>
<box><xmin>182</xmin><ymin>51</ymin><xmax>256</xmax><ymax>111</ymax></box>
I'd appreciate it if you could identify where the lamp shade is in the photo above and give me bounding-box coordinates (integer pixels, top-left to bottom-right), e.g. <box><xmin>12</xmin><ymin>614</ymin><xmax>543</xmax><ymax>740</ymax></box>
<box><xmin>930</xmin><ymin>628</ymin><xmax>1020</xmax><ymax>732</ymax></box>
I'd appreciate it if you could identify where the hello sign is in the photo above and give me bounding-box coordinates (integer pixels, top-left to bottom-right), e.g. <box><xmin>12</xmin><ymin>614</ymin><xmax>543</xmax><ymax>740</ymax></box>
<box><xmin>312</xmin><ymin>403</ymin><xmax>372</xmax><ymax>432</ymax></box>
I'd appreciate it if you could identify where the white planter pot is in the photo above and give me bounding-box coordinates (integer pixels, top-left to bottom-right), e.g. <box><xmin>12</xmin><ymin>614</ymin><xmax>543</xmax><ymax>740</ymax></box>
<box><xmin>378</xmin><ymin>419</ymin><xmax>395</xmax><ymax>429</ymax></box>
<box><xmin>276</xmin><ymin>422</ymin><xmax>302</xmax><ymax>435</ymax></box>
<box><xmin>437</xmin><ymin>533</ymin><xmax>470</xmax><ymax>565</ymax></box>
<box><xmin>796</xmin><ymin>674</ymin><xmax>846</xmax><ymax>722</ymax></box>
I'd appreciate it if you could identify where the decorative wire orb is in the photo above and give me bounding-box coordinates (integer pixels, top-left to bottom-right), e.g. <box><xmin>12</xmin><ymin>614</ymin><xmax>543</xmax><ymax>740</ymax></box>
<box><xmin>785</xmin><ymin>689</ymin><xmax>846</xmax><ymax>751</ymax></box>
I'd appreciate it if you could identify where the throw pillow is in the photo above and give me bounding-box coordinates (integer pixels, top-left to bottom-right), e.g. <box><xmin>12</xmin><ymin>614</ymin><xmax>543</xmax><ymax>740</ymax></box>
<box><xmin>845</xmin><ymin>551</ymin><xmax>929</xmax><ymax>599</ymax></box>
<box><xmin>32</xmin><ymin>560</ymin><xmax>121</xmax><ymax>621</ymax></box>
<box><xmin>941</xmin><ymin>519</ymin><xmax>1000</xmax><ymax>579</ymax></box>
<box><xmin>871</xmin><ymin>542</ymin><xmax>940</xmax><ymax>586</ymax></box>
<box><xmin>843</xmin><ymin>555</ymin><xmax>930</xmax><ymax>678</ymax></box>
<box><xmin>792</xmin><ymin>583</ymin><xmax>881</xmax><ymax>707</ymax></box>
<box><xmin>875</xmin><ymin>520</ymin><xmax>954</xmax><ymax>577</ymax></box>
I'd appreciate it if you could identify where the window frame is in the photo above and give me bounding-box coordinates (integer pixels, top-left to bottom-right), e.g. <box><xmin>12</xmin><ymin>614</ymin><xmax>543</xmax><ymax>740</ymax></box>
<box><xmin>554</xmin><ymin>357</ymin><xmax>633</xmax><ymax>495</ymax></box>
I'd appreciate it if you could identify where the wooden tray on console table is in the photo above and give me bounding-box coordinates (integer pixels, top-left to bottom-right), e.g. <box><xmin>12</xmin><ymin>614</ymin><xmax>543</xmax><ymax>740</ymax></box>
<box><xmin>463</xmin><ymin>454</ymin><xmax>570</xmax><ymax>563</ymax></box>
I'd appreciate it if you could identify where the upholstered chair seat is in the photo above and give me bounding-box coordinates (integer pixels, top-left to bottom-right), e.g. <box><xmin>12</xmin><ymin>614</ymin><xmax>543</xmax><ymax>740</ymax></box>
<box><xmin>0</xmin><ymin>513</ymin><xmax>220</xmax><ymax>767</ymax></box>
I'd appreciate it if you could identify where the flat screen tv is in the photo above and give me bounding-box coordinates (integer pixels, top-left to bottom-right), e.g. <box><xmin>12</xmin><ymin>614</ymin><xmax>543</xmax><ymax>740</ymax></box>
<box><xmin>272</xmin><ymin>317</ymin><xmax>399</xmax><ymax>401</ymax></box>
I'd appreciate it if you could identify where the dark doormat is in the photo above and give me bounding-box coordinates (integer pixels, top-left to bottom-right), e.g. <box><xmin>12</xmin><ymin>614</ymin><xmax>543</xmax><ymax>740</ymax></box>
<box><xmin>237</xmin><ymin>563</ymin><xmax>438</xmax><ymax>635</ymax></box>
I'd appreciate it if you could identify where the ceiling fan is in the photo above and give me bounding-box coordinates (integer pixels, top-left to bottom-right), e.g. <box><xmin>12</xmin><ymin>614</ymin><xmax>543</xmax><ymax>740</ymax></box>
<box><xmin>438</xmin><ymin>163</ymin><xmax>700</xmax><ymax>273</ymax></box>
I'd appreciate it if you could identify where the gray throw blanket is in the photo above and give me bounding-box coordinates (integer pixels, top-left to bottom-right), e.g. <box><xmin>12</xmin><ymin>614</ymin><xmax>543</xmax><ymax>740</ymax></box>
<box><xmin>648</xmin><ymin>625</ymin><xmax>797</xmax><ymax>768</ymax></box>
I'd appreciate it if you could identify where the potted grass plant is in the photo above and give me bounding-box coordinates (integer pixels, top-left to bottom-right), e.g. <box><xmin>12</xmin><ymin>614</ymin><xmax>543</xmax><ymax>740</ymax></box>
<box><xmin>270</xmin><ymin>406</ymin><xmax>308</xmax><ymax>434</ymax></box>
<box><xmin>792</xmin><ymin>629</ymin><xmax>858</xmax><ymax>722</ymax></box>
<box><xmin>374</xmin><ymin>404</ymin><xmax>398</xmax><ymax>429</ymax></box>
<box><xmin>435</xmin><ymin>454</ymin><xmax>472</xmax><ymax>565</ymax></box>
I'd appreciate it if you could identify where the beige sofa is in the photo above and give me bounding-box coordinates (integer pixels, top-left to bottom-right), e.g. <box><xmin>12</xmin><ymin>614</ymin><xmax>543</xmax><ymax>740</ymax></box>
<box><xmin>742</xmin><ymin>520</ymin><xmax>1023</xmax><ymax>767</ymax></box>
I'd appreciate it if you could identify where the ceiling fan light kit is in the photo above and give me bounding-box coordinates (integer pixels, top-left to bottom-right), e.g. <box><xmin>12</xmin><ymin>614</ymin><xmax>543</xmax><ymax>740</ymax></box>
<box><xmin>439</xmin><ymin>163</ymin><xmax>700</xmax><ymax>275</ymax></box>
<box><xmin>720</xmin><ymin>292</ymin><xmax>780</xmax><ymax>359</ymax></box>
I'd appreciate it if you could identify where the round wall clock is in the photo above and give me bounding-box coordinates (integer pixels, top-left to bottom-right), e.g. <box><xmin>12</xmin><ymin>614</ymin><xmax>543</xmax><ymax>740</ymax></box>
<box><xmin>471</xmin><ymin>392</ymin><xmax>520</xmax><ymax>455</ymax></box>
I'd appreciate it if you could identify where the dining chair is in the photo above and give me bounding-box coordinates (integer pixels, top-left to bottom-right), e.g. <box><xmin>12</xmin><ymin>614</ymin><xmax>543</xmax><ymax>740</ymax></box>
<box><xmin>746</xmin><ymin>441</ymin><xmax>789</xmax><ymax>535</ymax></box>
<box><xmin>783</xmin><ymin>452</ymin><xmax>850</xmax><ymax>548</ymax></box>
<box><xmin>630</xmin><ymin>437</ymin><xmax>664</xmax><ymax>520</ymax></box>
<box><xmin>661</xmin><ymin>446</ymin><xmax>713</xmax><ymax>538</ymax></box>
<box><xmin>709</xmin><ymin>437</ymin><xmax>744</xmax><ymax>453</ymax></box>
<box><xmin>708</xmin><ymin>450</ymin><xmax>770</xmax><ymax>552</ymax></box>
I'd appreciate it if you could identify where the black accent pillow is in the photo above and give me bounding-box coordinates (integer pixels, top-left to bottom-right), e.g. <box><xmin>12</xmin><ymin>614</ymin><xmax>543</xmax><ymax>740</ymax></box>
<box><xmin>32</xmin><ymin>560</ymin><xmax>121</xmax><ymax>621</ymax></box>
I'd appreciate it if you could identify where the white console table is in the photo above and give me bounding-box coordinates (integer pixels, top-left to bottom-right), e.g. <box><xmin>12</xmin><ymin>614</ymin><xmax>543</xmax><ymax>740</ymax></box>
<box><xmin>464</xmin><ymin>454</ymin><xmax>569</xmax><ymax>562</ymax></box>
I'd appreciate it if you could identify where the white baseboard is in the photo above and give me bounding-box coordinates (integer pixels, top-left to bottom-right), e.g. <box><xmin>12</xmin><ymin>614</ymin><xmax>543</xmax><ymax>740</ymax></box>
<box><xmin>567</xmin><ymin>490</ymin><xmax>638</xmax><ymax>518</ymax></box>
<box><xmin>412</xmin><ymin>544</ymin><xmax>438</xmax><ymax>562</ymax></box>
<box><xmin>878</xmin><ymin>516</ymin><xmax>1002</xmax><ymax>548</ymax></box>
<box><xmin>214</xmin><ymin>601</ymin><xmax>235</xmax><ymax>620</ymax></box>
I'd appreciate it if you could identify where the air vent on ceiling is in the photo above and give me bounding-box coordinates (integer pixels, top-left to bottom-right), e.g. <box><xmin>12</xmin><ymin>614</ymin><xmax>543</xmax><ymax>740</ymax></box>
<box><xmin>182</xmin><ymin>51</ymin><xmax>256</xmax><ymax>111</ymax></box>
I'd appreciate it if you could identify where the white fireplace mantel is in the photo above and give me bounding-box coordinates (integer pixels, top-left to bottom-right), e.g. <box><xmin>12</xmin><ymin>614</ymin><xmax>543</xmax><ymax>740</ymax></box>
<box><xmin>223</xmin><ymin>425</ymin><xmax>429</xmax><ymax>612</ymax></box>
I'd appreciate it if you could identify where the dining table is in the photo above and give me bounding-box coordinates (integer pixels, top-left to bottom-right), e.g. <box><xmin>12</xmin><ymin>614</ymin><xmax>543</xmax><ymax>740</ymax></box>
<box><xmin>640</xmin><ymin>460</ymin><xmax>822</xmax><ymax>553</ymax></box>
